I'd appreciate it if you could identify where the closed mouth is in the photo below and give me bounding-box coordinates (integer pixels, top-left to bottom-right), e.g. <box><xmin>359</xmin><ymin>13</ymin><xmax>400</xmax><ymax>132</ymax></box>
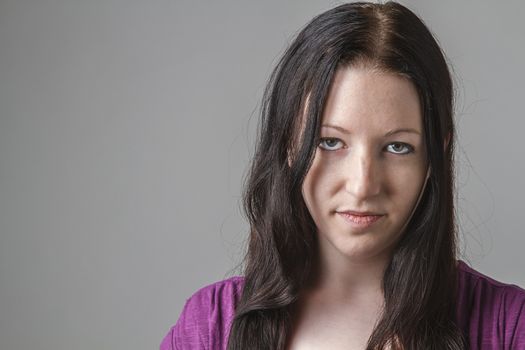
<box><xmin>336</xmin><ymin>211</ymin><xmax>385</xmax><ymax>227</ymax></box>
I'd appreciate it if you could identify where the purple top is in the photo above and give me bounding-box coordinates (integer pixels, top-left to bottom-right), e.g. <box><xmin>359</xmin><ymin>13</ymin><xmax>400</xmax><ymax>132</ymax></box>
<box><xmin>160</xmin><ymin>260</ymin><xmax>525</xmax><ymax>349</ymax></box>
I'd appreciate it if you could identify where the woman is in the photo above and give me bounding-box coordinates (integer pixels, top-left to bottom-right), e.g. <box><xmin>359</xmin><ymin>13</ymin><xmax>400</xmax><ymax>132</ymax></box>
<box><xmin>161</xmin><ymin>2</ymin><xmax>525</xmax><ymax>349</ymax></box>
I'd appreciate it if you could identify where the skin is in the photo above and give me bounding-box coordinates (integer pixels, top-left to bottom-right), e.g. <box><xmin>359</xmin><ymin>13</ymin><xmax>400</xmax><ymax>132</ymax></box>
<box><xmin>287</xmin><ymin>66</ymin><xmax>429</xmax><ymax>349</ymax></box>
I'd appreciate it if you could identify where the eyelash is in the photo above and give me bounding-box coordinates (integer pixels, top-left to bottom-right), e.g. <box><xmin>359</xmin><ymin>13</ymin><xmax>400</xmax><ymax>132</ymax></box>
<box><xmin>318</xmin><ymin>137</ymin><xmax>415</xmax><ymax>155</ymax></box>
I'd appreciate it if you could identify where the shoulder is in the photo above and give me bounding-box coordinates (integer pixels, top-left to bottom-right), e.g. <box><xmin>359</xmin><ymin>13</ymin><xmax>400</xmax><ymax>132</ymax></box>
<box><xmin>160</xmin><ymin>276</ymin><xmax>245</xmax><ymax>350</ymax></box>
<box><xmin>456</xmin><ymin>260</ymin><xmax>525</xmax><ymax>349</ymax></box>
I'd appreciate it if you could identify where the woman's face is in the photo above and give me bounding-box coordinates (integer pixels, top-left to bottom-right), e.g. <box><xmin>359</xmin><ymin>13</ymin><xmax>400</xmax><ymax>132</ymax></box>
<box><xmin>301</xmin><ymin>66</ymin><xmax>429</xmax><ymax>263</ymax></box>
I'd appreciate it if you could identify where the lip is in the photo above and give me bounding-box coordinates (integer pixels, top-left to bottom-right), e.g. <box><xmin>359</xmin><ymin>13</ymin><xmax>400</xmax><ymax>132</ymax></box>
<box><xmin>338</xmin><ymin>210</ymin><xmax>384</xmax><ymax>216</ymax></box>
<box><xmin>336</xmin><ymin>211</ymin><xmax>385</xmax><ymax>230</ymax></box>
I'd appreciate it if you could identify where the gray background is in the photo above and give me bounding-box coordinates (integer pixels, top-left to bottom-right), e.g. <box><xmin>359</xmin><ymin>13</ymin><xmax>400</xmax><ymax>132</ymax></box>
<box><xmin>1</xmin><ymin>0</ymin><xmax>523</xmax><ymax>349</ymax></box>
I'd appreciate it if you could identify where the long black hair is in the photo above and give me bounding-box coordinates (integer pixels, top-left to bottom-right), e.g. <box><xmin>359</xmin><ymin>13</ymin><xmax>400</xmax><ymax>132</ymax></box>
<box><xmin>228</xmin><ymin>2</ymin><xmax>466</xmax><ymax>349</ymax></box>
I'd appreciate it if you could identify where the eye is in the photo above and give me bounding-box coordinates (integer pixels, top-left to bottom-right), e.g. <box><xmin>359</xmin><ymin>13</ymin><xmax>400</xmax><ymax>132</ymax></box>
<box><xmin>319</xmin><ymin>137</ymin><xmax>344</xmax><ymax>151</ymax></box>
<box><xmin>386</xmin><ymin>142</ymin><xmax>414</xmax><ymax>155</ymax></box>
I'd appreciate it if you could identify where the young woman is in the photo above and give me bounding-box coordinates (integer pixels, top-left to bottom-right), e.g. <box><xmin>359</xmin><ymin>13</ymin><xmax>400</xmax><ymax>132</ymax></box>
<box><xmin>161</xmin><ymin>2</ymin><xmax>525</xmax><ymax>349</ymax></box>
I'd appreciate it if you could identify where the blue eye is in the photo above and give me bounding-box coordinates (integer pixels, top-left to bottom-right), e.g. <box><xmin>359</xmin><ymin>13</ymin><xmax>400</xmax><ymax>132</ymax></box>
<box><xmin>319</xmin><ymin>138</ymin><xmax>344</xmax><ymax>151</ymax></box>
<box><xmin>386</xmin><ymin>142</ymin><xmax>414</xmax><ymax>155</ymax></box>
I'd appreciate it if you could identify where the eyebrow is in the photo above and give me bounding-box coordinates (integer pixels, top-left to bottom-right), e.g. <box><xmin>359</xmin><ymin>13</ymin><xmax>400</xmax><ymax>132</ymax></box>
<box><xmin>321</xmin><ymin>124</ymin><xmax>421</xmax><ymax>137</ymax></box>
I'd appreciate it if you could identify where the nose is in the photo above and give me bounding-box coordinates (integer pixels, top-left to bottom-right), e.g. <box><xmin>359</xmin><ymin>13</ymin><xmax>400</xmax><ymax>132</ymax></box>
<box><xmin>344</xmin><ymin>151</ymin><xmax>382</xmax><ymax>200</ymax></box>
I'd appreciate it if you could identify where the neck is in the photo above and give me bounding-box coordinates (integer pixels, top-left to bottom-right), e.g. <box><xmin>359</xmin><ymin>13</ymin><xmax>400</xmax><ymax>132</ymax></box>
<box><xmin>305</xmin><ymin>237</ymin><xmax>392</xmax><ymax>302</ymax></box>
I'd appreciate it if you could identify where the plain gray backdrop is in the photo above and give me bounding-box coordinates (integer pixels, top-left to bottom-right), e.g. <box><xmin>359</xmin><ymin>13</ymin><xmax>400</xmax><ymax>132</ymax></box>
<box><xmin>1</xmin><ymin>1</ymin><xmax>524</xmax><ymax>349</ymax></box>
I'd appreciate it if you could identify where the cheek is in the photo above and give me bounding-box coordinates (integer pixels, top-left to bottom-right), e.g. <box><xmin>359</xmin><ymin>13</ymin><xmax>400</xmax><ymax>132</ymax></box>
<box><xmin>386</xmin><ymin>162</ymin><xmax>427</xmax><ymax>208</ymax></box>
<box><xmin>302</xmin><ymin>156</ymin><xmax>334</xmax><ymax>213</ymax></box>
<box><xmin>303</xmin><ymin>155</ymin><xmax>338</xmax><ymax>196</ymax></box>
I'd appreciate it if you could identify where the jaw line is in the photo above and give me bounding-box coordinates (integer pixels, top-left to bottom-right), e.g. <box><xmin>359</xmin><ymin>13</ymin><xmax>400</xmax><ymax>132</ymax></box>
<box><xmin>398</xmin><ymin>165</ymin><xmax>431</xmax><ymax>234</ymax></box>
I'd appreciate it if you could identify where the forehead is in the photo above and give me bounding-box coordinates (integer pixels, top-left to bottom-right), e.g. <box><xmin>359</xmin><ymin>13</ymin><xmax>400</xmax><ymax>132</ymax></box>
<box><xmin>321</xmin><ymin>66</ymin><xmax>422</xmax><ymax>133</ymax></box>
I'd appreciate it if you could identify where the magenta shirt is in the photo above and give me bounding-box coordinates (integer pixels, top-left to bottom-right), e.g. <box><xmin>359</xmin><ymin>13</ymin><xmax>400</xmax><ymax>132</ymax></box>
<box><xmin>160</xmin><ymin>260</ymin><xmax>525</xmax><ymax>349</ymax></box>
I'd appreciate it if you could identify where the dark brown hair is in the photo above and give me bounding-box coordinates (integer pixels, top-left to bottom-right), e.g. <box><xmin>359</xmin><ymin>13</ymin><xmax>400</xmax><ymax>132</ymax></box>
<box><xmin>228</xmin><ymin>2</ymin><xmax>466</xmax><ymax>349</ymax></box>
